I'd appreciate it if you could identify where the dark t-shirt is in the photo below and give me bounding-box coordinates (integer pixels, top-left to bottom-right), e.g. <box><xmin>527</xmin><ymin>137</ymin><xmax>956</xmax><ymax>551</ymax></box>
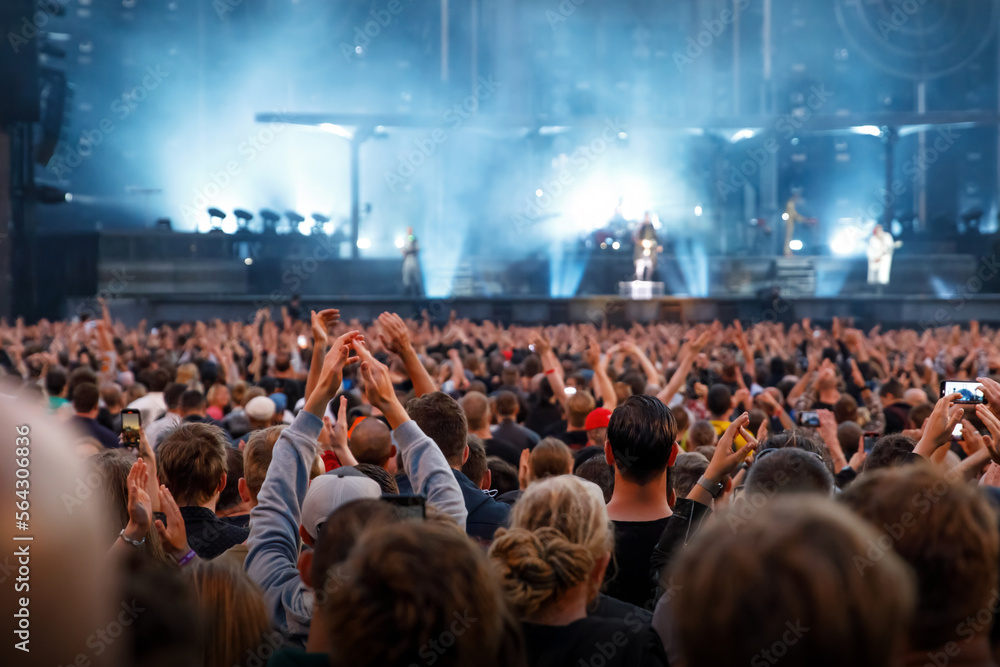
<box><xmin>484</xmin><ymin>437</ymin><xmax>522</xmax><ymax>469</ymax></box>
<box><xmin>552</xmin><ymin>430</ymin><xmax>590</xmax><ymax>450</ymax></box>
<box><xmin>605</xmin><ymin>517</ymin><xmax>672</xmax><ymax>609</ymax></box>
<box><xmin>522</xmin><ymin>617</ymin><xmax>668</xmax><ymax>667</ymax></box>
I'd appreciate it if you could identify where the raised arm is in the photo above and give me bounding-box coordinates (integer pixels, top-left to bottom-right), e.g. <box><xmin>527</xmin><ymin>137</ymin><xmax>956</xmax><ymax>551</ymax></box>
<box><xmin>304</xmin><ymin>309</ymin><xmax>340</xmax><ymax>402</ymax></box>
<box><xmin>378</xmin><ymin>312</ymin><xmax>437</xmax><ymax>397</ymax></box>
<box><xmin>585</xmin><ymin>340</ymin><xmax>617</xmax><ymax>411</ymax></box>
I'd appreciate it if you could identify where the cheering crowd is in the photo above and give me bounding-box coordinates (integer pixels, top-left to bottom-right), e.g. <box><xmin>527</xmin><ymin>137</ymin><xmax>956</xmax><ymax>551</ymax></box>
<box><xmin>6</xmin><ymin>302</ymin><xmax>1000</xmax><ymax>667</ymax></box>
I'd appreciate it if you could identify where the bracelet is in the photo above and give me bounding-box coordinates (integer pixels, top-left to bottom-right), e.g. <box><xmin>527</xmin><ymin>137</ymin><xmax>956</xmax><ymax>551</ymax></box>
<box><xmin>544</xmin><ymin>369</ymin><xmax>555</xmax><ymax>375</ymax></box>
<box><xmin>119</xmin><ymin>528</ymin><xmax>146</xmax><ymax>547</ymax></box>
<box><xmin>175</xmin><ymin>549</ymin><xmax>196</xmax><ymax>567</ymax></box>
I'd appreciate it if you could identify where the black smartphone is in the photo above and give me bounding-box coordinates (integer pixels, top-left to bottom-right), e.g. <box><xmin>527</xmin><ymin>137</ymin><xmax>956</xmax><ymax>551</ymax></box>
<box><xmin>381</xmin><ymin>494</ymin><xmax>426</xmax><ymax>520</ymax></box>
<box><xmin>941</xmin><ymin>381</ymin><xmax>985</xmax><ymax>405</ymax></box>
<box><xmin>863</xmin><ymin>432</ymin><xmax>879</xmax><ymax>453</ymax></box>
<box><xmin>121</xmin><ymin>409</ymin><xmax>141</xmax><ymax>446</ymax></box>
<box><xmin>798</xmin><ymin>411</ymin><xmax>820</xmax><ymax>427</ymax></box>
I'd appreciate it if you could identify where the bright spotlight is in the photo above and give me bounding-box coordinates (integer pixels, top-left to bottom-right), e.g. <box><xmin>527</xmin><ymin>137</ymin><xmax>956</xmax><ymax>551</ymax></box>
<box><xmin>357</xmin><ymin>237</ymin><xmax>372</xmax><ymax>249</ymax></box>
<box><xmin>789</xmin><ymin>240</ymin><xmax>803</xmax><ymax>251</ymax></box>
<box><xmin>611</xmin><ymin>241</ymin><xmax>621</xmax><ymax>250</ymax></box>
<box><xmin>535</xmin><ymin>189</ymin><xmax>544</xmax><ymax>198</ymax></box>
<box><xmin>320</xmin><ymin>123</ymin><xmax>354</xmax><ymax>140</ymax></box>
<box><xmin>852</xmin><ymin>125</ymin><xmax>882</xmax><ymax>137</ymax></box>
<box><xmin>731</xmin><ymin>129</ymin><xmax>757</xmax><ymax>142</ymax></box>
<box><xmin>830</xmin><ymin>228</ymin><xmax>861</xmax><ymax>256</ymax></box>
<box><xmin>394</xmin><ymin>236</ymin><xmax>405</xmax><ymax>249</ymax></box>
<box><xmin>694</xmin><ymin>205</ymin><xmax>703</xmax><ymax>217</ymax></box>
<box><xmin>782</xmin><ymin>213</ymin><xmax>790</xmax><ymax>221</ymax></box>
<box><xmin>244</xmin><ymin>257</ymin><xmax>253</xmax><ymax>266</ymax></box>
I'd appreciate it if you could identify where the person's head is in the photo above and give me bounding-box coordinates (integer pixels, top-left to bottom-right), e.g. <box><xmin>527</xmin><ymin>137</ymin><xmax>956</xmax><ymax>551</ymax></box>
<box><xmin>706</xmin><ymin>384</ymin><xmax>732</xmax><ymax>419</ymax></box>
<box><xmin>230</xmin><ymin>380</ymin><xmax>248</xmax><ymax>408</ymax></box>
<box><xmin>605</xmin><ymin>395</ymin><xmax>677</xmax><ymax>486</ymax></box>
<box><xmin>99</xmin><ymin>382</ymin><xmax>122</xmax><ymax>412</ymax></box>
<box><xmin>864</xmin><ymin>433</ymin><xmax>918</xmax><ymax>472</ymax></box>
<box><xmin>72</xmin><ymin>382</ymin><xmax>101</xmax><ymax>417</ymax></box>
<box><xmin>189</xmin><ymin>559</ymin><xmax>274</xmax><ymax>667</ymax></box>
<box><xmin>574</xmin><ymin>456</ymin><xmax>614</xmax><ymax>503</ymax></box>
<box><xmin>837</xmin><ymin>421</ymin><xmax>863</xmax><ymax>457</ymax></box>
<box><xmin>240</xmin><ymin>425</ymin><xmax>284</xmax><ymax>507</ymax></box>
<box><xmin>206</xmin><ymin>383</ymin><xmax>230</xmax><ymax>409</ymax></box>
<box><xmin>747</xmin><ymin>408</ymin><xmax>767</xmax><ymax>437</ymax></box>
<box><xmin>490</xmin><ymin>476</ymin><xmax>612</xmax><ymax>621</ymax></box>
<box><xmin>462</xmin><ymin>435</ymin><xmax>490</xmax><ymax>489</ymax></box>
<box><xmin>157</xmin><ymin>423</ymin><xmax>230</xmax><ymax>507</ymax></box>
<box><xmin>349</xmin><ymin>417</ymin><xmax>395</xmax><ymax>470</ymax></box>
<box><xmin>687</xmin><ymin>420</ymin><xmax>718</xmax><ymax>450</ymax></box>
<box><xmin>322</xmin><ymin>522</ymin><xmax>524</xmax><ymax>667</ymax></box>
<box><xmin>903</xmin><ymin>387</ymin><xmax>928</xmax><ymax>406</ymax></box>
<box><xmin>243</xmin><ymin>395</ymin><xmax>276</xmax><ymax>430</ymax></box>
<box><xmin>908</xmin><ymin>401</ymin><xmax>934</xmax><ymax>430</ymax></box>
<box><xmin>67</xmin><ymin>366</ymin><xmax>99</xmax><ymax>400</ymax></box>
<box><xmin>671</xmin><ymin>405</ymin><xmax>691</xmax><ymax>437</ymax></box>
<box><xmin>459</xmin><ymin>391</ymin><xmax>492</xmax><ymax>432</ymax></box>
<box><xmin>833</xmin><ymin>394</ymin><xmax>858</xmax><ymax>423</ymax></box>
<box><xmin>487</xmin><ymin>456</ymin><xmax>519</xmax><ymax>496</ymax></box>
<box><xmin>300</xmin><ymin>468</ymin><xmax>382</xmax><ymax>543</ymax></box>
<box><xmin>216</xmin><ymin>448</ymin><xmax>246</xmax><ymax>516</ymax></box>
<box><xmin>179</xmin><ymin>389</ymin><xmax>207</xmax><ymax>418</ymax></box>
<box><xmin>500</xmin><ymin>367</ymin><xmax>520</xmax><ymax>389</ymax></box>
<box><xmin>494</xmin><ymin>390</ymin><xmax>519</xmax><ymax>420</ymax></box>
<box><xmin>672</xmin><ymin>452</ymin><xmax>709</xmax><ymax>500</ymax></box>
<box><xmin>406</xmin><ymin>392</ymin><xmax>468</xmax><ymax>467</ymax></box>
<box><xmin>528</xmin><ymin>438</ymin><xmax>573</xmax><ymax>483</ymax></box>
<box><xmin>743</xmin><ymin>448</ymin><xmax>835</xmax><ymax>497</ymax></box>
<box><xmin>583</xmin><ymin>407</ymin><xmax>611</xmax><ymax>446</ymax></box>
<box><xmin>566</xmin><ymin>391</ymin><xmax>596</xmax><ymax>429</ymax></box>
<box><xmin>671</xmin><ymin>497</ymin><xmax>915</xmax><ymax>667</ymax></box>
<box><xmin>873</xmin><ymin>223</ymin><xmax>882</xmax><ymax>235</ymax></box>
<box><xmin>163</xmin><ymin>382</ymin><xmax>187</xmax><ymax>413</ymax></box>
<box><xmin>880</xmin><ymin>377</ymin><xmax>905</xmax><ymax>403</ymax></box>
<box><xmin>840</xmin><ymin>465</ymin><xmax>1000</xmax><ymax>650</ymax></box>
<box><xmin>354</xmin><ymin>462</ymin><xmax>399</xmax><ymax>494</ymax></box>
<box><xmin>147</xmin><ymin>367</ymin><xmax>171</xmax><ymax>393</ymax></box>
<box><xmin>92</xmin><ymin>450</ymin><xmax>170</xmax><ymax>564</ymax></box>
<box><xmin>44</xmin><ymin>367</ymin><xmax>68</xmax><ymax>398</ymax></box>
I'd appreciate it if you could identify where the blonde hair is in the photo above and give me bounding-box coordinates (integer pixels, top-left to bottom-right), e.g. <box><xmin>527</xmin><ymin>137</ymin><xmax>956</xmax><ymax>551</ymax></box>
<box><xmin>189</xmin><ymin>559</ymin><xmax>273</xmax><ymax>667</ymax></box>
<box><xmin>489</xmin><ymin>476</ymin><xmax>612</xmax><ymax>618</ymax></box>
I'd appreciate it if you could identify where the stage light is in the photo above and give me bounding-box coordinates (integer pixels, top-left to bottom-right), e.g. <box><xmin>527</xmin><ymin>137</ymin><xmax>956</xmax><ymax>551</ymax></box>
<box><xmin>395</xmin><ymin>237</ymin><xmax>405</xmax><ymax>249</ymax></box>
<box><xmin>852</xmin><ymin>125</ymin><xmax>882</xmax><ymax>137</ymax></box>
<box><xmin>782</xmin><ymin>213</ymin><xmax>790</xmax><ymax>221</ymax></box>
<box><xmin>311</xmin><ymin>213</ymin><xmax>330</xmax><ymax>235</ymax></box>
<box><xmin>357</xmin><ymin>238</ymin><xmax>372</xmax><ymax>249</ymax></box>
<box><xmin>612</xmin><ymin>241</ymin><xmax>621</xmax><ymax>250</ymax></box>
<box><xmin>244</xmin><ymin>257</ymin><xmax>253</xmax><ymax>266</ymax></box>
<box><xmin>320</xmin><ymin>123</ymin><xmax>354</xmax><ymax>140</ymax></box>
<box><xmin>535</xmin><ymin>189</ymin><xmax>544</xmax><ymax>197</ymax></box>
<box><xmin>35</xmin><ymin>184</ymin><xmax>72</xmax><ymax>204</ymax></box>
<box><xmin>234</xmin><ymin>209</ymin><xmax>253</xmax><ymax>230</ymax></box>
<box><xmin>731</xmin><ymin>129</ymin><xmax>757</xmax><ymax>142</ymax></box>
<box><xmin>789</xmin><ymin>240</ymin><xmax>803</xmax><ymax>251</ymax></box>
<box><xmin>600</xmin><ymin>242</ymin><xmax>607</xmax><ymax>249</ymax></box>
<box><xmin>829</xmin><ymin>228</ymin><xmax>860</xmax><ymax>256</ymax></box>
<box><xmin>260</xmin><ymin>209</ymin><xmax>280</xmax><ymax>232</ymax></box>
<box><xmin>694</xmin><ymin>206</ymin><xmax>703</xmax><ymax>217</ymax></box>
<box><xmin>207</xmin><ymin>207</ymin><xmax>227</xmax><ymax>224</ymax></box>
<box><xmin>617</xmin><ymin>132</ymin><xmax>628</xmax><ymax>140</ymax></box>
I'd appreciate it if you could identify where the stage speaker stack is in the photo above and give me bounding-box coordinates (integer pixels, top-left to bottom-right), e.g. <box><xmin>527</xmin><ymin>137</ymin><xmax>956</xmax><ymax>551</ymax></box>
<box><xmin>0</xmin><ymin>1</ymin><xmax>41</xmax><ymax>125</ymax></box>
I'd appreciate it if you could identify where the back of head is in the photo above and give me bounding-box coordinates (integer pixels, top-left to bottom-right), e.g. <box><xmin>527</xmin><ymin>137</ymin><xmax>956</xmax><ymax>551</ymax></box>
<box><xmin>72</xmin><ymin>381</ymin><xmax>100</xmax><ymax>413</ymax></box>
<box><xmin>189</xmin><ymin>559</ymin><xmax>273</xmax><ymax>667</ymax></box>
<box><xmin>864</xmin><ymin>433</ymin><xmax>917</xmax><ymax>473</ymax></box>
<box><xmin>833</xmin><ymin>394</ymin><xmax>858</xmax><ymax>423</ymax></box>
<box><xmin>354</xmin><ymin>462</ymin><xmax>399</xmax><ymax>494</ymax></box>
<box><xmin>744</xmin><ymin>448</ymin><xmax>835</xmax><ymax>497</ymax></box>
<box><xmin>179</xmin><ymin>389</ymin><xmax>206</xmax><ymax>415</ymax></box>
<box><xmin>839</xmin><ymin>464</ymin><xmax>1000</xmax><ymax>650</ymax></box>
<box><xmin>530</xmin><ymin>437</ymin><xmax>574</xmax><ymax>481</ymax></box>
<box><xmin>904</xmin><ymin>387</ymin><xmax>929</xmax><ymax>405</ymax></box>
<box><xmin>462</xmin><ymin>435</ymin><xmax>488</xmax><ymax>487</ymax></box>
<box><xmin>490</xmin><ymin>476</ymin><xmax>612</xmax><ymax>618</ymax></box>
<box><xmin>45</xmin><ymin>366</ymin><xmax>68</xmax><ymax>397</ymax></box>
<box><xmin>706</xmin><ymin>384</ymin><xmax>732</xmax><ymax>418</ymax></box>
<box><xmin>407</xmin><ymin>391</ymin><xmax>468</xmax><ymax>465</ymax></box>
<box><xmin>837</xmin><ymin>421</ymin><xmax>863</xmax><ymax>457</ymax></box>
<box><xmin>672</xmin><ymin>452</ymin><xmax>709</xmax><ymax>499</ymax></box>
<box><xmin>687</xmin><ymin>420</ymin><xmax>717</xmax><ymax>450</ymax></box>
<box><xmin>459</xmin><ymin>391</ymin><xmax>490</xmax><ymax>431</ymax></box>
<box><xmin>908</xmin><ymin>401</ymin><xmax>934</xmax><ymax>430</ymax></box>
<box><xmin>217</xmin><ymin>448</ymin><xmax>245</xmax><ymax>513</ymax></box>
<box><xmin>607</xmin><ymin>395</ymin><xmax>676</xmax><ymax>485</ymax></box>
<box><xmin>163</xmin><ymin>382</ymin><xmax>187</xmax><ymax>411</ymax></box>
<box><xmin>671</xmin><ymin>405</ymin><xmax>691</xmax><ymax>435</ymax></box>
<box><xmin>495</xmin><ymin>390</ymin><xmax>519</xmax><ymax>418</ymax></box>
<box><xmin>242</xmin><ymin>425</ymin><xmax>285</xmax><ymax>504</ymax></box>
<box><xmin>348</xmin><ymin>417</ymin><xmax>393</xmax><ymax>466</ymax></box>
<box><xmin>566</xmin><ymin>390</ymin><xmax>596</xmax><ymax>428</ymax></box>
<box><xmin>99</xmin><ymin>382</ymin><xmax>122</xmax><ymax>410</ymax></box>
<box><xmin>157</xmin><ymin>422</ymin><xmax>229</xmax><ymax>506</ymax></box>
<box><xmin>324</xmin><ymin>522</ymin><xmax>523</xmax><ymax>667</ymax></box>
<box><xmin>880</xmin><ymin>377</ymin><xmax>904</xmax><ymax>401</ymax></box>
<box><xmin>68</xmin><ymin>365</ymin><xmax>99</xmax><ymax>400</ymax></box>
<box><xmin>148</xmin><ymin>367</ymin><xmax>171</xmax><ymax>392</ymax></box>
<box><xmin>487</xmin><ymin>456</ymin><xmax>519</xmax><ymax>496</ymax></box>
<box><xmin>574</xmin><ymin>456</ymin><xmax>614</xmax><ymax>503</ymax></box>
<box><xmin>672</xmin><ymin>496</ymin><xmax>916</xmax><ymax>667</ymax></box>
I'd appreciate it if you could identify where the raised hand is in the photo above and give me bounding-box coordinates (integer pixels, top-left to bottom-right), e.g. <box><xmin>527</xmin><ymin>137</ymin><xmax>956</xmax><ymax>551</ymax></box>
<box><xmin>153</xmin><ymin>485</ymin><xmax>191</xmax><ymax>560</ymax></box>
<box><xmin>915</xmin><ymin>392</ymin><xmax>964</xmax><ymax>457</ymax></box>
<box><xmin>355</xmin><ymin>339</ymin><xmax>410</xmax><ymax>429</ymax></box>
<box><xmin>707</xmin><ymin>412</ymin><xmax>758</xmax><ymax>481</ymax></box>
<box><xmin>377</xmin><ymin>311</ymin><xmax>412</xmax><ymax>355</ymax></box>
<box><xmin>124</xmin><ymin>458</ymin><xmax>152</xmax><ymax>539</ymax></box>
<box><xmin>310</xmin><ymin>309</ymin><xmax>341</xmax><ymax>347</ymax></box>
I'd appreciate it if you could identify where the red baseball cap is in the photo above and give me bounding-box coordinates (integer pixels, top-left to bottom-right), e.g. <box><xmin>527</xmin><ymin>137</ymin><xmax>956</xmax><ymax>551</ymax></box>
<box><xmin>584</xmin><ymin>408</ymin><xmax>612</xmax><ymax>431</ymax></box>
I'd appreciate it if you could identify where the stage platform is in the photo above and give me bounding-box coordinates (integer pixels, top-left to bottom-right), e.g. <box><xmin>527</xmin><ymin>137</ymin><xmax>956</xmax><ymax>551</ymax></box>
<box><xmin>75</xmin><ymin>293</ymin><xmax>1000</xmax><ymax>329</ymax></box>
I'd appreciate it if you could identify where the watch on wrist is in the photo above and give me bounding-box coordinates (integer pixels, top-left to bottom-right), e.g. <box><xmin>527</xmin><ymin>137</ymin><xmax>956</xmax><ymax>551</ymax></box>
<box><xmin>696</xmin><ymin>475</ymin><xmax>725</xmax><ymax>499</ymax></box>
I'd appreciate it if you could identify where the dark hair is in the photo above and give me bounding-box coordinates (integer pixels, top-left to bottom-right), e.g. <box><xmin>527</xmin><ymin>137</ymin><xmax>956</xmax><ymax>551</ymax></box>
<box><xmin>574</xmin><ymin>456</ymin><xmax>614</xmax><ymax>503</ymax></box>
<box><xmin>706</xmin><ymin>384</ymin><xmax>732</xmax><ymax>418</ymax></box>
<box><xmin>834</xmin><ymin>394</ymin><xmax>858</xmax><ymax>423</ymax></box>
<box><xmin>908</xmin><ymin>402</ymin><xmax>934</xmax><ymax>430</ymax></box>
<box><xmin>606</xmin><ymin>395</ymin><xmax>677</xmax><ymax>485</ymax></box>
<box><xmin>216</xmin><ymin>448</ymin><xmax>245</xmax><ymax>513</ymax></box>
<box><xmin>487</xmin><ymin>456</ymin><xmax>519</xmax><ymax>496</ymax></box>
<box><xmin>180</xmin><ymin>389</ymin><xmax>206</xmax><ymax>413</ymax></box>
<box><xmin>163</xmin><ymin>382</ymin><xmax>187</xmax><ymax>410</ymax></box>
<box><xmin>672</xmin><ymin>452</ymin><xmax>709</xmax><ymax>500</ymax></box>
<box><xmin>880</xmin><ymin>378</ymin><xmax>904</xmax><ymax>400</ymax></box>
<box><xmin>72</xmin><ymin>382</ymin><xmax>100</xmax><ymax>413</ymax></box>
<box><xmin>406</xmin><ymin>392</ymin><xmax>468</xmax><ymax>465</ymax></box>
<box><xmin>461</xmin><ymin>435</ymin><xmax>488</xmax><ymax>487</ymax></box>
<box><xmin>745</xmin><ymin>448</ymin><xmax>835</xmax><ymax>496</ymax></box>
<box><xmin>864</xmin><ymin>434</ymin><xmax>918</xmax><ymax>473</ymax></box>
<box><xmin>67</xmin><ymin>366</ymin><xmax>98</xmax><ymax>400</ymax></box>
<box><xmin>837</xmin><ymin>421</ymin><xmax>863</xmax><ymax>457</ymax></box>
<box><xmin>495</xmin><ymin>390</ymin><xmax>519</xmax><ymax>418</ymax></box>
<box><xmin>157</xmin><ymin>422</ymin><xmax>229</xmax><ymax>506</ymax></box>
<box><xmin>45</xmin><ymin>367</ymin><xmax>67</xmax><ymax>397</ymax></box>
<box><xmin>147</xmin><ymin>368</ymin><xmax>171</xmax><ymax>393</ymax></box>
<box><xmin>354</xmin><ymin>462</ymin><xmax>399</xmax><ymax>494</ymax></box>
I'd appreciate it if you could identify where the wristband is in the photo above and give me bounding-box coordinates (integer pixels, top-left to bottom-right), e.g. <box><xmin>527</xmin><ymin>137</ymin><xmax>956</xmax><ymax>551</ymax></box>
<box><xmin>118</xmin><ymin>528</ymin><xmax>146</xmax><ymax>547</ymax></box>
<box><xmin>544</xmin><ymin>369</ymin><xmax>555</xmax><ymax>375</ymax></box>
<box><xmin>176</xmin><ymin>549</ymin><xmax>197</xmax><ymax>567</ymax></box>
<box><xmin>696</xmin><ymin>475</ymin><xmax>725</xmax><ymax>499</ymax></box>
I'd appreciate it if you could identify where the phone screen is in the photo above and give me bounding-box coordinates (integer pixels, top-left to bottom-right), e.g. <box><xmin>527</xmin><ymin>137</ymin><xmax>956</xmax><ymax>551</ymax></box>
<box><xmin>952</xmin><ymin>423</ymin><xmax>963</xmax><ymax>439</ymax></box>
<box><xmin>798</xmin><ymin>411</ymin><xmax>820</xmax><ymax>427</ymax></box>
<box><xmin>121</xmin><ymin>410</ymin><xmax>141</xmax><ymax>445</ymax></box>
<box><xmin>863</xmin><ymin>434</ymin><xmax>878</xmax><ymax>452</ymax></box>
<box><xmin>943</xmin><ymin>381</ymin><xmax>984</xmax><ymax>404</ymax></box>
